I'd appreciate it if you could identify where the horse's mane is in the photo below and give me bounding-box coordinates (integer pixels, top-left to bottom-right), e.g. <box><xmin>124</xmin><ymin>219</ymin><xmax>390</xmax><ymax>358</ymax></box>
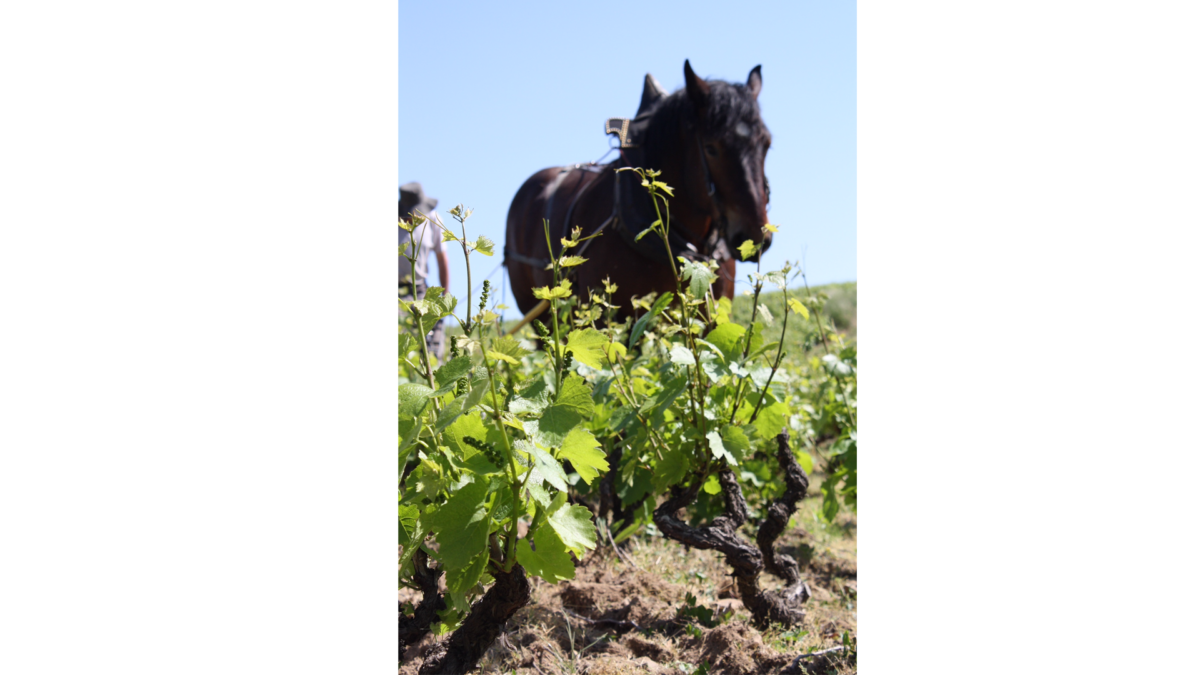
<box><xmin>640</xmin><ymin>80</ymin><xmax>765</xmax><ymax>165</ymax></box>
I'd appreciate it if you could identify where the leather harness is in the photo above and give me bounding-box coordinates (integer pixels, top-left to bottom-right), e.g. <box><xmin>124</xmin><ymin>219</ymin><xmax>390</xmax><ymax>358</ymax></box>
<box><xmin>504</xmin><ymin>132</ymin><xmax>731</xmax><ymax>272</ymax></box>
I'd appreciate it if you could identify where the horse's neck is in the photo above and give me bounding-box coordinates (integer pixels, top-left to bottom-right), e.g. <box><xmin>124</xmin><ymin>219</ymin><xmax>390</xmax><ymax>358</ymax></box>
<box><xmin>641</xmin><ymin>138</ymin><xmax>712</xmax><ymax>249</ymax></box>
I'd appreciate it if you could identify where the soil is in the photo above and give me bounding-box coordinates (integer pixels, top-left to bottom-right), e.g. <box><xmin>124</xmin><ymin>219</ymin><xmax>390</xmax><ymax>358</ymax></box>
<box><xmin>401</xmin><ymin>469</ymin><xmax>856</xmax><ymax>675</ymax></box>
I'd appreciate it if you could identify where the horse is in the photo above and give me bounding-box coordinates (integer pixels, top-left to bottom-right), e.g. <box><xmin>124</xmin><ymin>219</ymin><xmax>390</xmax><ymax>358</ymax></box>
<box><xmin>504</xmin><ymin>60</ymin><xmax>773</xmax><ymax>322</ymax></box>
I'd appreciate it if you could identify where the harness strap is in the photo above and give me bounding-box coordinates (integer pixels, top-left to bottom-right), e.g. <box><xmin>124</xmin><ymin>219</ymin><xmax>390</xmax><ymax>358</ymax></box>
<box><xmin>502</xmin><ymin>248</ymin><xmax>551</xmax><ymax>270</ymax></box>
<box><xmin>542</xmin><ymin>168</ymin><xmax>573</xmax><ymax>231</ymax></box>
<box><xmin>508</xmin><ymin>158</ymin><xmax>724</xmax><ymax>270</ymax></box>
<box><xmin>696</xmin><ymin>136</ymin><xmax>716</xmax><ymax>197</ymax></box>
<box><xmin>507</xmin><ymin>163</ymin><xmax>608</xmax><ymax>271</ymax></box>
<box><xmin>612</xmin><ymin>164</ymin><xmax>711</xmax><ymax>265</ymax></box>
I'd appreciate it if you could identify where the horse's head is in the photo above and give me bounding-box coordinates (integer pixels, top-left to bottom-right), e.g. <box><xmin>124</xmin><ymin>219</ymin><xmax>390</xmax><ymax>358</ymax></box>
<box><xmin>681</xmin><ymin>60</ymin><xmax>773</xmax><ymax>262</ymax></box>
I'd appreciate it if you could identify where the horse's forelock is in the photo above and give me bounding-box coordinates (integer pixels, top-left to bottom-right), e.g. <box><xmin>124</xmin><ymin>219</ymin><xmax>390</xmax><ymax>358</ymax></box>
<box><xmin>699</xmin><ymin>80</ymin><xmax>763</xmax><ymax>137</ymax></box>
<box><xmin>641</xmin><ymin>80</ymin><xmax>767</xmax><ymax>162</ymax></box>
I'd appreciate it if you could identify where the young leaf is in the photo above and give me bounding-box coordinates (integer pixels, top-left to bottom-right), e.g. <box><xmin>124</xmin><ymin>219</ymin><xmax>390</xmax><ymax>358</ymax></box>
<box><xmin>654</xmin><ymin>445</ymin><xmax>690</xmax><ymax>491</ymax></box>
<box><xmin>558</xmin><ymin>255</ymin><xmax>587</xmax><ymax>267</ymax></box>
<box><xmin>628</xmin><ymin>291</ymin><xmax>673</xmax><ymax>348</ymax></box>
<box><xmin>516</xmin><ymin>526</ymin><xmax>575</xmax><ymax>582</ymax></box>
<box><xmin>752</xmin><ymin>400</ymin><xmax>790</xmax><ymax>441</ymax></box>
<box><xmin>398</xmin><ymin>333</ymin><xmax>415</xmax><ymax>358</ymax></box>
<box><xmin>797</xmin><ymin>450</ymin><xmax>814</xmax><ymax>475</ymax></box>
<box><xmin>524</xmin><ymin>475</ymin><xmax>552</xmax><ymax>508</ymax></box>
<box><xmin>445</xmin><ymin>549</ymin><xmax>489</xmax><ymax>594</ymax></box>
<box><xmin>442</xmin><ymin>413</ymin><xmax>488</xmax><ymax>459</ymax></box>
<box><xmin>737</xmin><ymin>239</ymin><xmax>759</xmax><ymax>261</ymax></box>
<box><xmin>434</xmin><ymin>355</ymin><xmax>472</xmax><ymax>392</ymax></box>
<box><xmin>533</xmin><ymin>279</ymin><xmax>572</xmax><ymax>300</ymax></box>
<box><xmin>557</xmin><ymin>427</ymin><xmax>608</xmax><ymax>485</ymax></box>
<box><xmin>822</xmin><ymin>353</ymin><xmax>854</xmax><ymax>376</ymax></box>
<box><xmin>487</xmin><ymin>336</ymin><xmax>528</xmax><ymax>365</ymax></box>
<box><xmin>433</xmin><ymin>395</ymin><xmax>465</xmax><ymax>432</ymax></box>
<box><xmin>424</xmin><ymin>479</ymin><xmax>490</xmax><ymax>569</ymax></box>
<box><xmin>533</xmin><ymin>405</ymin><xmax>584</xmax><ymax>448</ymax></box>
<box><xmin>714</xmin><ymin>296</ymin><xmax>733</xmax><ymax>325</ymax></box>
<box><xmin>472</xmin><ymin>235</ymin><xmax>495</xmax><ymax>256</ymax></box>
<box><xmin>461</xmin><ymin>373</ymin><xmax>490</xmax><ymax>411</ymax></box>
<box><xmin>398</xmin><ymin>383</ymin><xmax>434</xmax><ymax>418</ymax></box>
<box><xmin>510</xmin><ymin>377</ymin><xmax>552</xmax><ymax>415</ymax></box>
<box><xmin>787</xmin><ymin>297</ymin><xmax>810</xmax><ymax>319</ymax></box>
<box><xmin>411</xmin><ymin>287</ymin><xmax>457</xmax><ymax>334</ymax></box>
<box><xmin>398</xmin><ymin>416</ymin><xmax>422</xmax><ymax>463</ymax></box>
<box><xmin>546</xmin><ymin>502</ymin><xmax>598</xmax><ymax>556</ymax></box>
<box><xmin>529</xmin><ymin>443</ymin><xmax>569</xmax><ymax>492</ymax></box>
<box><xmin>554</xmin><ymin>374</ymin><xmax>595</xmax><ymax>419</ymax></box>
<box><xmin>604</xmin><ymin>341</ymin><xmax>627</xmax><ymax>361</ymax></box>
<box><xmin>705</xmin><ymin>323</ymin><xmax>746</xmax><ymax>363</ymax></box>
<box><xmin>669</xmin><ymin>344</ymin><xmax>696</xmax><ymax>366</ymax></box>
<box><xmin>677</xmin><ymin>258</ymin><xmax>717</xmax><ymax>299</ymax></box>
<box><xmin>707</xmin><ymin>430</ymin><xmax>737</xmax><ymax>466</ymax></box>
<box><xmin>762</xmin><ymin>271</ymin><xmax>787</xmax><ymax>291</ymax></box>
<box><xmin>638</xmin><ymin>375</ymin><xmax>688</xmax><ymax>418</ymax></box>
<box><xmin>565</xmin><ymin>328</ymin><xmax>608</xmax><ymax>370</ymax></box>
<box><xmin>756</xmin><ymin>303</ymin><xmax>774</xmax><ymax>326</ymax></box>
<box><xmin>719</xmin><ymin>425</ymin><xmax>752</xmax><ymax>465</ymax></box>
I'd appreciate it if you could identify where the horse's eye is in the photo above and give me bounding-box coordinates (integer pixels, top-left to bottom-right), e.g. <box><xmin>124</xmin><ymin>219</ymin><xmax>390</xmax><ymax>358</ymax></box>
<box><xmin>703</xmin><ymin>144</ymin><xmax>719</xmax><ymax>158</ymax></box>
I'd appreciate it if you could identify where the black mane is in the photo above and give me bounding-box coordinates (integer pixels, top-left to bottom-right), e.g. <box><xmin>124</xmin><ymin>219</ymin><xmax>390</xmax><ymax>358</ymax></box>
<box><xmin>640</xmin><ymin>80</ymin><xmax>767</xmax><ymax>164</ymax></box>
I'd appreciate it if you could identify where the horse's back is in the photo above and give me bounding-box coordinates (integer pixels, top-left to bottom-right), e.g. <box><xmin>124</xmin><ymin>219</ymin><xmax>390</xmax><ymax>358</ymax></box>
<box><xmin>506</xmin><ymin>165</ymin><xmax>610</xmax><ymax>315</ymax></box>
<box><xmin>505</xmin><ymin>167</ymin><xmax>562</xmax><ymax>315</ymax></box>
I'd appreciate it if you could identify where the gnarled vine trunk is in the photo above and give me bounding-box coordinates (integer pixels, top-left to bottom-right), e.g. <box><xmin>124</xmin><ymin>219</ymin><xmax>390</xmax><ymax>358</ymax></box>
<box><xmin>399</xmin><ymin>549</ymin><xmax>445</xmax><ymax>660</ymax></box>
<box><xmin>418</xmin><ymin>565</ymin><xmax>531</xmax><ymax>675</ymax></box>
<box><xmin>598</xmin><ymin>441</ymin><xmax>646</xmax><ymax>538</ymax></box>
<box><xmin>755</xmin><ymin>429</ymin><xmax>811</xmax><ymax>603</ymax></box>
<box><xmin>653</xmin><ymin>430</ymin><xmax>809</xmax><ymax>628</ymax></box>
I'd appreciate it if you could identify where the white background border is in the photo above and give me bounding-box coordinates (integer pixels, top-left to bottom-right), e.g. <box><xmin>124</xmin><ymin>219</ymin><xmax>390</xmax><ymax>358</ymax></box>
<box><xmin>2</xmin><ymin>2</ymin><xmax>1198</xmax><ymax>672</ymax></box>
<box><xmin>2</xmin><ymin>2</ymin><xmax>398</xmax><ymax>671</ymax></box>
<box><xmin>863</xmin><ymin>1</ymin><xmax>1199</xmax><ymax>672</ymax></box>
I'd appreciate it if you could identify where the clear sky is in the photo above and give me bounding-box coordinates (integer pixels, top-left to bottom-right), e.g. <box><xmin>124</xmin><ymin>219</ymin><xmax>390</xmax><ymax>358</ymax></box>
<box><xmin>400</xmin><ymin>0</ymin><xmax>855</xmax><ymax>311</ymax></box>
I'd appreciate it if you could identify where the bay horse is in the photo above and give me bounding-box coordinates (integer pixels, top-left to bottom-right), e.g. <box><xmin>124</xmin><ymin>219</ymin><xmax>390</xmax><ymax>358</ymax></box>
<box><xmin>505</xmin><ymin>60</ymin><xmax>773</xmax><ymax>322</ymax></box>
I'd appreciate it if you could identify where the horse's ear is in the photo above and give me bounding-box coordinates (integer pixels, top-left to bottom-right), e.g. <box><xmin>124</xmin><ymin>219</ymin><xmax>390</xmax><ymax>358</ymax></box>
<box><xmin>684</xmin><ymin>59</ymin><xmax>710</xmax><ymax>111</ymax></box>
<box><xmin>746</xmin><ymin>65</ymin><xmax>762</xmax><ymax>99</ymax></box>
<box><xmin>637</xmin><ymin>73</ymin><xmax>668</xmax><ymax>116</ymax></box>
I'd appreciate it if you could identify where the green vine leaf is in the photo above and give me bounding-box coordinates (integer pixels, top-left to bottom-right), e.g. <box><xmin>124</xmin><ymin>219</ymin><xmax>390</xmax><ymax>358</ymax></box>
<box><xmin>669</xmin><ymin>344</ymin><xmax>696</xmax><ymax>366</ymax></box>
<box><xmin>677</xmin><ymin>258</ymin><xmax>717</xmax><ymax>299</ymax></box>
<box><xmin>487</xmin><ymin>336</ymin><xmax>528</xmax><ymax>365</ymax></box>
<box><xmin>425</xmin><ymin>479</ymin><xmax>490</xmax><ymax>570</ymax></box>
<box><xmin>547</xmin><ymin>502</ymin><xmax>598</xmax><ymax>557</ymax></box>
<box><xmin>565</xmin><ymin>328</ymin><xmax>608</xmax><ymax>370</ymax></box>
<box><xmin>433</xmin><ymin>355</ymin><xmax>472</xmax><ymax>394</ymax></box>
<box><xmin>472</xmin><ymin>235</ymin><xmax>495</xmax><ymax>256</ymax></box>
<box><xmin>516</xmin><ymin>527</ymin><xmax>575</xmax><ymax>582</ymax></box>
<box><xmin>398</xmin><ymin>383</ymin><xmax>434</xmax><ymax>418</ymax></box>
<box><xmin>557</xmin><ymin>427</ymin><xmax>608</xmax><ymax>485</ymax></box>
<box><xmin>528</xmin><ymin>442</ymin><xmax>569</xmax><ymax>492</ymax></box>
<box><xmin>707</xmin><ymin>430</ymin><xmax>737</xmax><ymax>466</ymax></box>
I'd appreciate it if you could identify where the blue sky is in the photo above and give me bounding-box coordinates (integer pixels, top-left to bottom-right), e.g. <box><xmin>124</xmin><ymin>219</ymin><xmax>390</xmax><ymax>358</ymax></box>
<box><xmin>400</xmin><ymin>0</ymin><xmax>855</xmax><ymax>310</ymax></box>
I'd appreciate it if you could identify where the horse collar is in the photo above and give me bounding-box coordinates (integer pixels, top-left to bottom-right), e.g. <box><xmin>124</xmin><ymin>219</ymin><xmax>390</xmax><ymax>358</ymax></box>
<box><xmin>696</xmin><ymin>136</ymin><xmax>716</xmax><ymax>198</ymax></box>
<box><xmin>611</xmin><ymin>160</ymin><xmax>725</xmax><ymax>266</ymax></box>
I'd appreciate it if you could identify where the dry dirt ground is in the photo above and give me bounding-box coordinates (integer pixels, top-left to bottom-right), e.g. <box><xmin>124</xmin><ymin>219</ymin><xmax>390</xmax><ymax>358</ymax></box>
<box><xmin>400</xmin><ymin>463</ymin><xmax>857</xmax><ymax>675</ymax></box>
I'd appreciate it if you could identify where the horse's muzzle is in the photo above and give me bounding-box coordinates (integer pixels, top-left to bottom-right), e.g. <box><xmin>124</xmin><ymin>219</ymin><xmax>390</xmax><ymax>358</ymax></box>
<box><xmin>730</xmin><ymin>230</ymin><xmax>771</xmax><ymax>263</ymax></box>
